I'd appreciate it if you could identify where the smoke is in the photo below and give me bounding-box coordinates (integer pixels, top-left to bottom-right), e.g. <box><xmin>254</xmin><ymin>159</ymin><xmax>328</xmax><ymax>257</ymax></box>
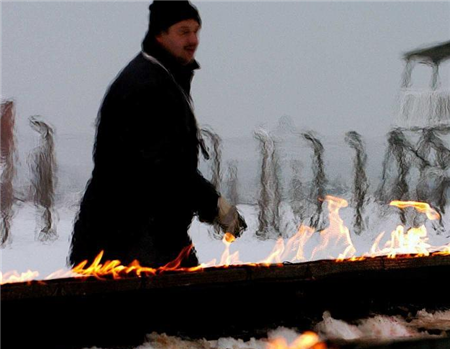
<box><xmin>345</xmin><ymin>131</ymin><xmax>369</xmax><ymax>235</ymax></box>
<box><xmin>1</xmin><ymin>100</ymin><xmax>17</xmax><ymax>246</ymax></box>
<box><xmin>28</xmin><ymin>116</ymin><xmax>58</xmax><ymax>241</ymax></box>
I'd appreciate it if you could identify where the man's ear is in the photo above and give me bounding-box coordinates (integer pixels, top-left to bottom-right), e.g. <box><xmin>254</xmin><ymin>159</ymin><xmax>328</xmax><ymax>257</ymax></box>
<box><xmin>155</xmin><ymin>33</ymin><xmax>163</xmax><ymax>45</ymax></box>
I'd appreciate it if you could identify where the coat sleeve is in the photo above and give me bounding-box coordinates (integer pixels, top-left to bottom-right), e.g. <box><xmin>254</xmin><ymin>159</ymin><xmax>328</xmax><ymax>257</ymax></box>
<box><xmin>193</xmin><ymin>170</ymin><xmax>219</xmax><ymax>224</ymax></box>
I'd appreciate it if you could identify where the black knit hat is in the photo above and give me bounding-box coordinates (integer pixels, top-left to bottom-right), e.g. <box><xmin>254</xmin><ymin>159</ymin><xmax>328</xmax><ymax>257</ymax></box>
<box><xmin>148</xmin><ymin>0</ymin><xmax>201</xmax><ymax>36</ymax></box>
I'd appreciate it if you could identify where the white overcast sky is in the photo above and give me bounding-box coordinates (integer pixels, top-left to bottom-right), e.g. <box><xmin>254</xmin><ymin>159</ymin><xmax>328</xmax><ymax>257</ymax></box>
<box><xmin>2</xmin><ymin>1</ymin><xmax>450</xmax><ymax>142</ymax></box>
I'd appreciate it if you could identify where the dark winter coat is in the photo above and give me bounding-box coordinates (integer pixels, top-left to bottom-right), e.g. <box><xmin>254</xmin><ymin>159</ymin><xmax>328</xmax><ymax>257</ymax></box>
<box><xmin>69</xmin><ymin>40</ymin><xmax>219</xmax><ymax>268</ymax></box>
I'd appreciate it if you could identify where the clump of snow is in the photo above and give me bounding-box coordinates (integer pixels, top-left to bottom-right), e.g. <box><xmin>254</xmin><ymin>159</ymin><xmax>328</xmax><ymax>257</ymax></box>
<box><xmin>314</xmin><ymin>310</ymin><xmax>448</xmax><ymax>341</ymax></box>
<box><xmin>356</xmin><ymin>315</ymin><xmax>418</xmax><ymax>338</ymax></box>
<box><xmin>410</xmin><ymin>309</ymin><xmax>450</xmax><ymax>331</ymax></box>
<box><xmin>314</xmin><ymin>312</ymin><xmax>363</xmax><ymax>340</ymax></box>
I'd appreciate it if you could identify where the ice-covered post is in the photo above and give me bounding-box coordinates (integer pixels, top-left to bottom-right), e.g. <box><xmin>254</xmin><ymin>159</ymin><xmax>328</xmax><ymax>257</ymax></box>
<box><xmin>1</xmin><ymin>100</ymin><xmax>17</xmax><ymax>246</ymax></box>
<box><xmin>415</xmin><ymin>126</ymin><xmax>450</xmax><ymax>231</ymax></box>
<box><xmin>226</xmin><ymin>160</ymin><xmax>239</xmax><ymax>207</ymax></box>
<box><xmin>345</xmin><ymin>131</ymin><xmax>369</xmax><ymax>235</ymax></box>
<box><xmin>28</xmin><ymin>116</ymin><xmax>58</xmax><ymax>241</ymax></box>
<box><xmin>254</xmin><ymin>129</ymin><xmax>282</xmax><ymax>239</ymax></box>
<box><xmin>431</xmin><ymin>127</ymin><xmax>450</xmax><ymax>216</ymax></box>
<box><xmin>377</xmin><ymin>130</ymin><xmax>407</xmax><ymax>203</ymax></box>
<box><xmin>302</xmin><ymin>132</ymin><xmax>327</xmax><ymax>230</ymax></box>
<box><xmin>377</xmin><ymin>129</ymin><xmax>430</xmax><ymax>225</ymax></box>
<box><xmin>201</xmin><ymin>127</ymin><xmax>222</xmax><ymax>191</ymax></box>
<box><xmin>289</xmin><ymin>159</ymin><xmax>305</xmax><ymax>225</ymax></box>
<box><xmin>201</xmin><ymin>127</ymin><xmax>223</xmax><ymax>238</ymax></box>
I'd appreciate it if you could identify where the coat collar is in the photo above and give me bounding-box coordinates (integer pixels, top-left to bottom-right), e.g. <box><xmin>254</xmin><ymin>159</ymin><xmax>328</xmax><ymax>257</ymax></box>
<box><xmin>142</xmin><ymin>36</ymin><xmax>199</xmax><ymax>95</ymax></box>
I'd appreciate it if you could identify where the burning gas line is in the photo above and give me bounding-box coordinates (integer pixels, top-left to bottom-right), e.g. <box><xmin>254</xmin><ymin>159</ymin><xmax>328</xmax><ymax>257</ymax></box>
<box><xmin>1</xmin><ymin>196</ymin><xmax>450</xmax><ymax>285</ymax></box>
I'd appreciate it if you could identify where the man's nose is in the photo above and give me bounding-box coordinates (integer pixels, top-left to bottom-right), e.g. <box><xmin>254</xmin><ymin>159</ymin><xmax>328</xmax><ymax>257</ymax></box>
<box><xmin>188</xmin><ymin>32</ymin><xmax>199</xmax><ymax>46</ymax></box>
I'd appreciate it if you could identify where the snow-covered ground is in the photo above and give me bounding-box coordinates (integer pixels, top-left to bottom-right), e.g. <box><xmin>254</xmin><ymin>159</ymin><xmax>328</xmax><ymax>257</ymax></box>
<box><xmin>3</xmin><ymin>197</ymin><xmax>450</xmax><ymax>278</ymax></box>
<box><xmin>2</xmin><ymin>197</ymin><xmax>450</xmax><ymax>348</ymax></box>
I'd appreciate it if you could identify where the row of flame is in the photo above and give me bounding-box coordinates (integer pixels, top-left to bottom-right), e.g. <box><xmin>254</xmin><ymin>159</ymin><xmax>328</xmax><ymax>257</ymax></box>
<box><xmin>1</xmin><ymin>197</ymin><xmax>450</xmax><ymax>285</ymax></box>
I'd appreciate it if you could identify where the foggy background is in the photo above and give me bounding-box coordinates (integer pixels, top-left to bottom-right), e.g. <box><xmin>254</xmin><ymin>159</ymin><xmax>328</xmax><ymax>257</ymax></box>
<box><xmin>2</xmin><ymin>1</ymin><xmax>450</xmax><ymax>205</ymax></box>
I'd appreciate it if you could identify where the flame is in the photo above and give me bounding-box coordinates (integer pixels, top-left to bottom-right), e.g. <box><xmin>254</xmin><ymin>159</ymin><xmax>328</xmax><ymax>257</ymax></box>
<box><xmin>70</xmin><ymin>250</ymin><xmax>157</xmax><ymax>280</ymax></box>
<box><xmin>381</xmin><ymin>225</ymin><xmax>431</xmax><ymax>258</ymax></box>
<box><xmin>390</xmin><ymin>201</ymin><xmax>440</xmax><ymax>221</ymax></box>
<box><xmin>224</xmin><ymin>232</ymin><xmax>236</xmax><ymax>244</ymax></box>
<box><xmin>311</xmin><ymin>196</ymin><xmax>356</xmax><ymax>261</ymax></box>
<box><xmin>259</xmin><ymin>238</ymin><xmax>285</xmax><ymax>266</ymax></box>
<box><xmin>283</xmin><ymin>225</ymin><xmax>316</xmax><ymax>262</ymax></box>
<box><xmin>366</xmin><ymin>200</ymin><xmax>444</xmax><ymax>258</ymax></box>
<box><xmin>0</xmin><ymin>270</ymin><xmax>40</xmax><ymax>284</ymax></box>
<box><xmin>2</xmin><ymin>198</ymin><xmax>450</xmax><ymax>285</ymax></box>
<box><xmin>266</xmin><ymin>331</ymin><xmax>326</xmax><ymax>349</ymax></box>
<box><xmin>220</xmin><ymin>232</ymin><xmax>241</xmax><ymax>266</ymax></box>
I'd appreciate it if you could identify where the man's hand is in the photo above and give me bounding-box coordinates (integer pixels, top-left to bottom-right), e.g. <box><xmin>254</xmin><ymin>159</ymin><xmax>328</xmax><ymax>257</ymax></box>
<box><xmin>215</xmin><ymin>197</ymin><xmax>247</xmax><ymax>238</ymax></box>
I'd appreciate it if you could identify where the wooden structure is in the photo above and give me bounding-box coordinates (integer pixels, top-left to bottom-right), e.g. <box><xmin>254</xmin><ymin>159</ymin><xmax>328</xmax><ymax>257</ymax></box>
<box><xmin>402</xmin><ymin>40</ymin><xmax>450</xmax><ymax>89</ymax></box>
<box><xmin>404</xmin><ymin>40</ymin><xmax>450</xmax><ymax>65</ymax></box>
<box><xmin>2</xmin><ymin>255</ymin><xmax>450</xmax><ymax>349</ymax></box>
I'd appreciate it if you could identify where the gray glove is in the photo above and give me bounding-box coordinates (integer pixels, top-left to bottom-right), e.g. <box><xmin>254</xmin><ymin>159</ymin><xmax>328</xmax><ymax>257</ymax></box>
<box><xmin>215</xmin><ymin>197</ymin><xmax>247</xmax><ymax>238</ymax></box>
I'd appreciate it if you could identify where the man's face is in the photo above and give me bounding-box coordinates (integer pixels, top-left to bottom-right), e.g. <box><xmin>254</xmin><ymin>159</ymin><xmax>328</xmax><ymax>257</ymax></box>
<box><xmin>156</xmin><ymin>19</ymin><xmax>200</xmax><ymax>65</ymax></box>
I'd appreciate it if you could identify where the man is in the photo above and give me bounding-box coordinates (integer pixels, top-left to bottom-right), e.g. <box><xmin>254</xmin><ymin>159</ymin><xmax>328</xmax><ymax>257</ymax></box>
<box><xmin>68</xmin><ymin>0</ymin><xmax>246</xmax><ymax>268</ymax></box>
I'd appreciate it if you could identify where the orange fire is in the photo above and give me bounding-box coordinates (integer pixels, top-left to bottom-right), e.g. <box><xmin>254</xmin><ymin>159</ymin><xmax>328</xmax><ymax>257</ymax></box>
<box><xmin>1</xmin><ymin>198</ymin><xmax>450</xmax><ymax>285</ymax></box>
<box><xmin>310</xmin><ymin>196</ymin><xmax>356</xmax><ymax>261</ymax></box>
<box><xmin>266</xmin><ymin>331</ymin><xmax>326</xmax><ymax>349</ymax></box>
<box><xmin>0</xmin><ymin>270</ymin><xmax>40</xmax><ymax>284</ymax></box>
<box><xmin>220</xmin><ymin>232</ymin><xmax>240</xmax><ymax>266</ymax></box>
<box><xmin>390</xmin><ymin>200</ymin><xmax>440</xmax><ymax>221</ymax></box>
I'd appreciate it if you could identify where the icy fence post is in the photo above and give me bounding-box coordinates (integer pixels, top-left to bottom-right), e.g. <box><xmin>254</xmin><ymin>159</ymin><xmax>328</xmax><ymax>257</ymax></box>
<box><xmin>0</xmin><ymin>100</ymin><xmax>17</xmax><ymax>246</ymax></box>
<box><xmin>28</xmin><ymin>116</ymin><xmax>58</xmax><ymax>242</ymax></box>
<box><xmin>376</xmin><ymin>129</ymin><xmax>414</xmax><ymax>225</ymax></box>
<box><xmin>415</xmin><ymin>126</ymin><xmax>450</xmax><ymax>231</ymax></box>
<box><xmin>225</xmin><ymin>160</ymin><xmax>239</xmax><ymax>207</ymax></box>
<box><xmin>201</xmin><ymin>127</ymin><xmax>222</xmax><ymax>191</ymax></box>
<box><xmin>254</xmin><ymin>129</ymin><xmax>282</xmax><ymax>239</ymax></box>
<box><xmin>289</xmin><ymin>159</ymin><xmax>306</xmax><ymax>226</ymax></box>
<box><xmin>201</xmin><ymin>127</ymin><xmax>223</xmax><ymax>239</ymax></box>
<box><xmin>345</xmin><ymin>131</ymin><xmax>369</xmax><ymax>235</ymax></box>
<box><xmin>302</xmin><ymin>132</ymin><xmax>327</xmax><ymax>231</ymax></box>
<box><xmin>376</xmin><ymin>127</ymin><xmax>449</xmax><ymax>230</ymax></box>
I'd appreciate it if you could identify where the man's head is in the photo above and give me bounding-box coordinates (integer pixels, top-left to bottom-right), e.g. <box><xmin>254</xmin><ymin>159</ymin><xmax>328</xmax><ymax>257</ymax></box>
<box><xmin>148</xmin><ymin>0</ymin><xmax>201</xmax><ymax>65</ymax></box>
